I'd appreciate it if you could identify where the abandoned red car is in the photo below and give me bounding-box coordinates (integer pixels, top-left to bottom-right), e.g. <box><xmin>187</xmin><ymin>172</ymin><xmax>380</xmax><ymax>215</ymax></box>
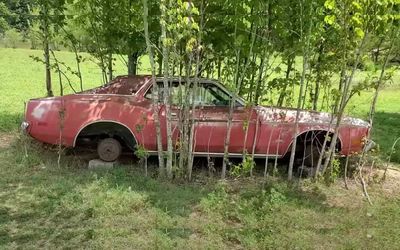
<box><xmin>22</xmin><ymin>75</ymin><xmax>374</xmax><ymax>167</ymax></box>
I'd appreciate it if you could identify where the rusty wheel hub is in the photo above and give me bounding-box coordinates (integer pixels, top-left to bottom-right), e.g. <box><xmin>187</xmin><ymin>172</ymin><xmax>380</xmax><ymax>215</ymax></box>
<box><xmin>97</xmin><ymin>138</ymin><xmax>122</xmax><ymax>162</ymax></box>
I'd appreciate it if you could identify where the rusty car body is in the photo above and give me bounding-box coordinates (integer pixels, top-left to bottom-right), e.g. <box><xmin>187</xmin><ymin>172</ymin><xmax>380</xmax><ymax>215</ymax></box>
<box><xmin>22</xmin><ymin>75</ymin><xmax>373</xmax><ymax>165</ymax></box>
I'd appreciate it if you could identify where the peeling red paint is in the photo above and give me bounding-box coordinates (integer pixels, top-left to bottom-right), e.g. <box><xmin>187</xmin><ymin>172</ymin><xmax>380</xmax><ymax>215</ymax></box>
<box><xmin>23</xmin><ymin>75</ymin><xmax>370</xmax><ymax>158</ymax></box>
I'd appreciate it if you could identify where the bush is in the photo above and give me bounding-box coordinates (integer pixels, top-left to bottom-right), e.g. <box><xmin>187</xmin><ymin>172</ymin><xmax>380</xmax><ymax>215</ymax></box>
<box><xmin>27</xmin><ymin>25</ymin><xmax>41</xmax><ymax>49</ymax></box>
<box><xmin>3</xmin><ymin>28</ymin><xmax>22</xmax><ymax>48</ymax></box>
<box><xmin>363</xmin><ymin>58</ymin><xmax>377</xmax><ymax>72</ymax></box>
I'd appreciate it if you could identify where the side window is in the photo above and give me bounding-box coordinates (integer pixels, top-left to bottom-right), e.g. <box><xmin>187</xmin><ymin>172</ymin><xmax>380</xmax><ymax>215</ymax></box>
<box><xmin>144</xmin><ymin>82</ymin><xmax>184</xmax><ymax>106</ymax></box>
<box><xmin>144</xmin><ymin>84</ymin><xmax>161</xmax><ymax>101</ymax></box>
<box><xmin>144</xmin><ymin>81</ymin><xmax>243</xmax><ymax>107</ymax></box>
<box><xmin>197</xmin><ymin>84</ymin><xmax>241</xmax><ymax>107</ymax></box>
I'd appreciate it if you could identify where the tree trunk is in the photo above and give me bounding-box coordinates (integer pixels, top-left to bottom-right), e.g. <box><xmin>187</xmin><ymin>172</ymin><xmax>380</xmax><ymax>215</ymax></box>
<box><xmin>50</xmin><ymin>50</ymin><xmax>63</xmax><ymax>96</ymax></box>
<box><xmin>142</xmin><ymin>0</ymin><xmax>165</xmax><ymax>176</ymax></box>
<box><xmin>373</xmin><ymin>38</ymin><xmax>384</xmax><ymax>64</ymax></box>
<box><xmin>187</xmin><ymin>0</ymin><xmax>204</xmax><ymax>181</ymax></box>
<box><xmin>44</xmin><ymin>37</ymin><xmax>53</xmax><ymax>97</ymax></box>
<box><xmin>74</xmin><ymin>49</ymin><xmax>83</xmax><ymax>92</ymax></box>
<box><xmin>277</xmin><ymin>56</ymin><xmax>294</xmax><ymax>107</ymax></box>
<box><xmin>42</xmin><ymin>5</ymin><xmax>53</xmax><ymax>97</ymax></box>
<box><xmin>287</xmin><ymin>2</ymin><xmax>313</xmax><ymax>180</ymax></box>
<box><xmin>128</xmin><ymin>52</ymin><xmax>139</xmax><ymax>75</ymax></box>
<box><xmin>369</xmin><ymin>27</ymin><xmax>398</xmax><ymax>126</ymax></box>
<box><xmin>157</xmin><ymin>51</ymin><xmax>163</xmax><ymax>76</ymax></box>
<box><xmin>254</xmin><ymin>57</ymin><xmax>266</xmax><ymax>104</ymax></box>
<box><xmin>222</xmin><ymin>11</ymin><xmax>240</xmax><ymax>178</ymax></box>
<box><xmin>217</xmin><ymin>59</ymin><xmax>222</xmax><ymax>81</ymax></box>
<box><xmin>160</xmin><ymin>0</ymin><xmax>174</xmax><ymax>179</ymax></box>
<box><xmin>322</xmin><ymin>35</ymin><xmax>368</xmax><ymax>174</ymax></box>
<box><xmin>108</xmin><ymin>53</ymin><xmax>113</xmax><ymax>81</ymax></box>
<box><xmin>312</xmin><ymin>44</ymin><xmax>325</xmax><ymax>110</ymax></box>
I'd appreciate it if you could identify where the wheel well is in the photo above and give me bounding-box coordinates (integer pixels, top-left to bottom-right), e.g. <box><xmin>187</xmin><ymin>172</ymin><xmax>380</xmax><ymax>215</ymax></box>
<box><xmin>295</xmin><ymin>130</ymin><xmax>341</xmax><ymax>153</ymax></box>
<box><xmin>285</xmin><ymin>130</ymin><xmax>342</xmax><ymax>157</ymax></box>
<box><xmin>74</xmin><ymin>121</ymin><xmax>137</xmax><ymax>150</ymax></box>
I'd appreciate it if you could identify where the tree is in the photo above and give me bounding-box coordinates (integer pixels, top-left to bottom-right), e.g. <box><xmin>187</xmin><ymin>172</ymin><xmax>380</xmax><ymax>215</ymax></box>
<box><xmin>32</xmin><ymin>0</ymin><xmax>66</xmax><ymax>97</ymax></box>
<box><xmin>317</xmin><ymin>0</ymin><xmax>388</xmax><ymax>176</ymax></box>
<box><xmin>142</xmin><ymin>0</ymin><xmax>166</xmax><ymax>177</ymax></box>
<box><xmin>0</xmin><ymin>2</ymin><xmax>11</xmax><ymax>33</ymax></box>
<box><xmin>288</xmin><ymin>0</ymin><xmax>315</xmax><ymax>180</ymax></box>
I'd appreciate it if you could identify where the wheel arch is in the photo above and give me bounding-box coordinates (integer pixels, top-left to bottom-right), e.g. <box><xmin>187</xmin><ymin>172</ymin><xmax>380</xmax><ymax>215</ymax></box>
<box><xmin>73</xmin><ymin>120</ymin><xmax>138</xmax><ymax>150</ymax></box>
<box><xmin>284</xmin><ymin>129</ymin><xmax>343</xmax><ymax>156</ymax></box>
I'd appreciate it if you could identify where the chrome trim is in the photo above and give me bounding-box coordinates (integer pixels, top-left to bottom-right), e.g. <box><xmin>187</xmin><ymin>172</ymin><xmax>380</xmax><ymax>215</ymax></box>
<box><xmin>72</xmin><ymin>120</ymin><xmax>138</xmax><ymax>147</ymax></box>
<box><xmin>146</xmin><ymin>151</ymin><xmax>281</xmax><ymax>159</ymax></box>
<box><xmin>363</xmin><ymin>140</ymin><xmax>376</xmax><ymax>153</ymax></box>
<box><xmin>20</xmin><ymin>121</ymin><xmax>30</xmax><ymax>131</ymax></box>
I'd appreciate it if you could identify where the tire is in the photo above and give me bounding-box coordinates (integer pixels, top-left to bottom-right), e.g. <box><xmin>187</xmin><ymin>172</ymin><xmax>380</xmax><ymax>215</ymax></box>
<box><xmin>97</xmin><ymin>138</ymin><xmax>122</xmax><ymax>162</ymax></box>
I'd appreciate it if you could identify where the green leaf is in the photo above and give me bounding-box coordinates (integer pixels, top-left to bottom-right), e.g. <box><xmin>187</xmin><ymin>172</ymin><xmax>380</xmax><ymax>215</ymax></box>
<box><xmin>355</xmin><ymin>27</ymin><xmax>365</xmax><ymax>38</ymax></box>
<box><xmin>324</xmin><ymin>15</ymin><xmax>336</xmax><ymax>25</ymax></box>
<box><xmin>352</xmin><ymin>16</ymin><xmax>363</xmax><ymax>25</ymax></box>
<box><xmin>324</xmin><ymin>0</ymin><xmax>336</xmax><ymax>10</ymax></box>
<box><xmin>351</xmin><ymin>1</ymin><xmax>362</xmax><ymax>10</ymax></box>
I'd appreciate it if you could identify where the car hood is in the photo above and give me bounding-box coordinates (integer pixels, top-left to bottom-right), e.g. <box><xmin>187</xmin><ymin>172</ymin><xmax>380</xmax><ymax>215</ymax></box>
<box><xmin>256</xmin><ymin>106</ymin><xmax>370</xmax><ymax>128</ymax></box>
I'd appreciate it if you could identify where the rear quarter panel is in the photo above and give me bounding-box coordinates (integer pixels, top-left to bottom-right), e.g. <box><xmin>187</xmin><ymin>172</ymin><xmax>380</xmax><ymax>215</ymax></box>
<box><xmin>26</xmin><ymin>98</ymin><xmax>63</xmax><ymax>145</ymax></box>
<box><xmin>62</xmin><ymin>95</ymin><xmax>151</xmax><ymax>147</ymax></box>
<box><xmin>26</xmin><ymin>94</ymin><xmax>152</xmax><ymax>148</ymax></box>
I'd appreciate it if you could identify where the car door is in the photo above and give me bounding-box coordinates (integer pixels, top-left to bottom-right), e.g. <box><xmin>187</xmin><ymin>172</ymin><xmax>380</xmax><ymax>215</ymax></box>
<box><xmin>194</xmin><ymin>82</ymin><xmax>258</xmax><ymax>155</ymax></box>
<box><xmin>146</xmin><ymin>80</ymin><xmax>202</xmax><ymax>151</ymax></box>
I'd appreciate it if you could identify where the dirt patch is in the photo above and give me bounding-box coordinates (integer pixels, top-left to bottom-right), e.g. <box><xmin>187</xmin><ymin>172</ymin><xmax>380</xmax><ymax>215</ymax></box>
<box><xmin>379</xmin><ymin>167</ymin><xmax>400</xmax><ymax>197</ymax></box>
<box><xmin>0</xmin><ymin>133</ymin><xmax>15</xmax><ymax>150</ymax></box>
<box><xmin>324</xmin><ymin>167</ymin><xmax>400</xmax><ymax>208</ymax></box>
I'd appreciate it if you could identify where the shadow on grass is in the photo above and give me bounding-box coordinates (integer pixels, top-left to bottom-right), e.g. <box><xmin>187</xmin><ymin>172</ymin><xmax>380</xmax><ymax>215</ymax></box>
<box><xmin>0</xmin><ymin>136</ymin><xmax>343</xmax><ymax>248</ymax></box>
<box><xmin>372</xmin><ymin>111</ymin><xmax>400</xmax><ymax>163</ymax></box>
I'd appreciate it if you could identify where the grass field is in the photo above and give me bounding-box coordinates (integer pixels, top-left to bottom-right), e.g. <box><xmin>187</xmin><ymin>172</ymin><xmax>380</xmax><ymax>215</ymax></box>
<box><xmin>0</xmin><ymin>134</ymin><xmax>399</xmax><ymax>249</ymax></box>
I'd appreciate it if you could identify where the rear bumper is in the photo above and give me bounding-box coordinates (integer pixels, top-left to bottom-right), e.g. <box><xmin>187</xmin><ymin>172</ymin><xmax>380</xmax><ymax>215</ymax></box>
<box><xmin>364</xmin><ymin>140</ymin><xmax>376</xmax><ymax>152</ymax></box>
<box><xmin>20</xmin><ymin>121</ymin><xmax>30</xmax><ymax>132</ymax></box>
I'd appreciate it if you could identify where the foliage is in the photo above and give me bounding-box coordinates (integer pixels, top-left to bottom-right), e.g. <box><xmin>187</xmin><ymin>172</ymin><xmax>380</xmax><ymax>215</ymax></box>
<box><xmin>0</xmin><ymin>2</ymin><xmax>11</xmax><ymax>33</ymax></box>
<box><xmin>324</xmin><ymin>157</ymin><xmax>341</xmax><ymax>184</ymax></box>
<box><xmin>3</xmin><ymin>28</ymin><xmax>22</xmax><ymax>48</ymax></box>
<box><xmin>135</xmin><ymin>144</ymin><xmax>149</xmax><ymax>159</ymax></box>
<box><xmin>230</xmin><ymin>155</ymin><xmax>255</xmax><ymax>177</ymax></box>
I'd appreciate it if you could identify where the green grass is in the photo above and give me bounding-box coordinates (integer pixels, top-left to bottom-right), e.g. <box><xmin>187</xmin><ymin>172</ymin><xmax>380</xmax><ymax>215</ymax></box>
<box><xmin>0</xmin><ymin>135</ymin><xmax>399</xmax><ymax>249</ymax></box>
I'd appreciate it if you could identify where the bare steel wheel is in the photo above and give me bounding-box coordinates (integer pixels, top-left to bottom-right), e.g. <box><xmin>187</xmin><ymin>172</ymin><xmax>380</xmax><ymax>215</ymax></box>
<box><xmin>97</xmin><ymin>138</ymin><xmax>122</xmax><ymax>162</ymax></box>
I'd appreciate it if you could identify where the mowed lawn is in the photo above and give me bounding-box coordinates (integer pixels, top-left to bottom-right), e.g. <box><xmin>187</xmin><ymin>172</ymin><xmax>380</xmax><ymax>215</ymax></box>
<box><xmin>1</xmin><ymin>47</ymin><xmax>400</xmax><ymax>162</ymax></box>
<box><xmin>0</xmin><ymin>135</ymin><xmax>399</xmax><ymax>249</ymax></box>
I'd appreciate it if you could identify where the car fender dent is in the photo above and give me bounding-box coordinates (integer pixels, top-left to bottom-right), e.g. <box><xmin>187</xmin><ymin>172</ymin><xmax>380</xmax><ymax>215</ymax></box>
<box><xmin>72</xmin><ymin>120</ymin><xmax>138</xmax><ymax>148</ymax></box>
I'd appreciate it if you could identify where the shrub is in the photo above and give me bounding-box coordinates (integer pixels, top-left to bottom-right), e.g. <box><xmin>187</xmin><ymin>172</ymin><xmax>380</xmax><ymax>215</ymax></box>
<box><xmin>3</xmin><ymin>28</ymin><xmax>22</xmax><ymax>48</ymax></box>
<box><xmin>27</xmin><ymin>25</ymin><xmax>41</xmax><ymax>49</ymax></box>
